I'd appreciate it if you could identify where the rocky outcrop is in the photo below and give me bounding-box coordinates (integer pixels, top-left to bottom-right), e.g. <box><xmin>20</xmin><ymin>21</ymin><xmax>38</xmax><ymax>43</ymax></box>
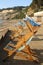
<box><xmin>0</xmin><ymin>10</ymin><xmax>18</xmax><ymax>19</ymax></box>
<box><xmin>27</xmin><ymin>0</ymin><xmax>43</xmax><ymax>16</ymax></box>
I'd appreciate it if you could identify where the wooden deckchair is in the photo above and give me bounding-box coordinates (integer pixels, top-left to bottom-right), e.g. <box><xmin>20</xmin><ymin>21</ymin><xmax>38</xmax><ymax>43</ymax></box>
<box><xmin>3</xmin><ymin>19</ymin><xmax>41</xmax><ymax>62</ymax></box>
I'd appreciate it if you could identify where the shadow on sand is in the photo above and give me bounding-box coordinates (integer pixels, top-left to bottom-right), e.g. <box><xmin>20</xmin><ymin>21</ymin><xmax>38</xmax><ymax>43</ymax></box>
<box><xmin>32</xmin><ymin>34</ymin><xmax>43</xmax><ymax>41</ymax></box>
<box><xmin>0</xmin><ymin>30</ymin><xmax>12</xmax><ymax>61</ymax></box>
<box><xmin>0</xmin><ymin>31</ymin><xmax>43</xmax><ymax>65</ymax></box>
<box><xmin>0</xmin><ymin>49</ymin><xmax>43</xmax><ymax>65</ymax></box>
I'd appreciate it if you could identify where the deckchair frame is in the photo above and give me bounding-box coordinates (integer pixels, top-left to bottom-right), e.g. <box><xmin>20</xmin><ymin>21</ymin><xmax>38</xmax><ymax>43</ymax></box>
<box><xmin>3</xmin><ymin>20</ymin><xmax>40</xmax><ymax>62</ymax></box>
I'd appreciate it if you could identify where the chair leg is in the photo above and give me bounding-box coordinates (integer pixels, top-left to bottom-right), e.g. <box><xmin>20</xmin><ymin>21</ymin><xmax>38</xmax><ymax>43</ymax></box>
<box><xmin>22</xmin><ymin>45</ymin><xmax>33</xmax><ymax>55</ymax></box>
<box><xmin>22</xmin><ymin>45</ymin><xmax>39</xmax><ymax>62</ymax></box>
<box><xmin>22</xmin><ymin>45</ymin><xmax>37</xmax><ymax>56</ymax></box>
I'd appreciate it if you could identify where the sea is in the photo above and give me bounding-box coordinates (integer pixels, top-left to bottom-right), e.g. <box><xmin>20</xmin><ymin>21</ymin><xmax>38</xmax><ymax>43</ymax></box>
<box><xmin>0</xmin><ymin>19</ymin><xmax>4</xmax><ymax>27</ymax></box>
<box><xmin>0</xmin><ymin>19</ymin><xmax>8</xmax><ymax>28</ymax></box>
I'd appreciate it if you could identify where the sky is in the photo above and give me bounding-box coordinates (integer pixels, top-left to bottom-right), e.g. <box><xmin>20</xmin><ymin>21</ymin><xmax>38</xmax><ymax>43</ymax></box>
<box><xmin>0</xmin><ymin>0</ymin><xmax>32</xmax><ymax>9</ymax></box>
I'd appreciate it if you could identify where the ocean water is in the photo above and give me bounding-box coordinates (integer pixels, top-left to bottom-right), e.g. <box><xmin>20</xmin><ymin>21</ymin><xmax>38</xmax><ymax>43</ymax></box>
<box><xmin>0</xmin><ymin>20</ymin><xmax>6</xmax><ymax>29</ymax></box>
<box><xmin>0</xmin><ymin>19</ymin><xmax>3</xmax><ymax>23</ymax></box>
<box><xmin>0</xmin><ymin>19</ymin><xmax>5</xmax><ymax>28</ymax></box>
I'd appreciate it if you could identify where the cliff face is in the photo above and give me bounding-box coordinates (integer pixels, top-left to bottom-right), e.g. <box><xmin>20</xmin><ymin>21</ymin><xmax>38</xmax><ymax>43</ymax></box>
<box><xmin>0</xmin><ymin>10</ymin><xmax>14</xmax><ymax>19</ymax></box>
<box><xmin>0</xmin><ymin>7</ymin><xmax>26</xmax><ymax>20</ymax></box>
<box><xmin>27</xmin><ymin>0</ymin><xmax>43</xmax><ymax>16</ymax></box>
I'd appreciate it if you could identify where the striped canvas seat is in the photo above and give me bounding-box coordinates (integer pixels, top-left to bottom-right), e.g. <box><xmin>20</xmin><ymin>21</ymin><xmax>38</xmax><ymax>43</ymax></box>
<box><xmin>23</xmin><ymin>15</ymin><xmax>41</xmax><ymax>26</ymax></box>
